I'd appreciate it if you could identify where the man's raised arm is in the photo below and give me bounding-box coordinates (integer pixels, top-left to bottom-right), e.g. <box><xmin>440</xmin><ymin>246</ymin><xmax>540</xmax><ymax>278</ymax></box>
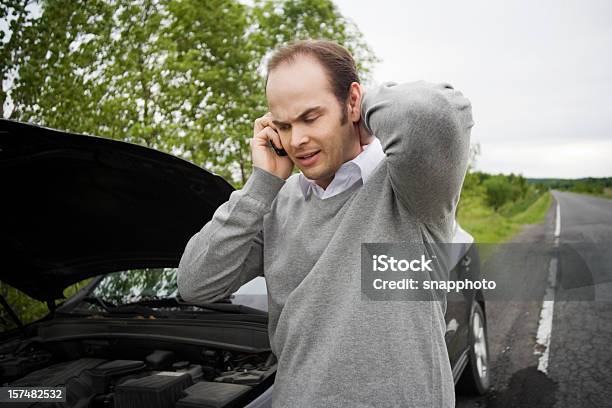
<box><xmin>361</xmin><ymin>81</ymin><xmax>474</xmax><ymax>225</ymax></box>
<box><xmin>178</xmin><ymin>110</ymin><xmax>291</xmax><ymax>303</ymax></box>
<box><xmin>177</xmin><ymin>167</ymin><xmax>285</xmax><ymax>303</ymax></box>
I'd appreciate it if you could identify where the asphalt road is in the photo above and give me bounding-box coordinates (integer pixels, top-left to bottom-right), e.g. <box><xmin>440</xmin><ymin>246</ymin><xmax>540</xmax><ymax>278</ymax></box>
<box><xmin>457</xmin><ymin>191</ymin><xmax>612</xmax><ymax>407</ymax></box>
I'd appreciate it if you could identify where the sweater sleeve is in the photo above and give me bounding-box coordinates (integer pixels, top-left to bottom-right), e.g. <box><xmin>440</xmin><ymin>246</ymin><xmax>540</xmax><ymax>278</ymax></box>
<box><xmin>361</xmin><ymin>80</ymin><xmax>473</xmax><ymax>225</ymax></box>
<box><xmin>177</xmin><ymin>166</ymin><xmax>285</xmax><ymax>303</ymax></box>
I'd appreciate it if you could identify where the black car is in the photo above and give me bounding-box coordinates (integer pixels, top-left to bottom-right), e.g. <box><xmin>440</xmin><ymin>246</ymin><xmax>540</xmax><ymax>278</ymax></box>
<box><xmin>0</xmin><ymin>119</ymin><xmax>489</xmax><ymax>407</ymax></box>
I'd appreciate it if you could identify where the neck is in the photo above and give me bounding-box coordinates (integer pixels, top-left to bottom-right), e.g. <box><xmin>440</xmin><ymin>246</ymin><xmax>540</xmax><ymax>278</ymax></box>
<box><xmin>314</xmin><ymin>173</ymin><xmax>334</xmax><ymax>189</ymax></box>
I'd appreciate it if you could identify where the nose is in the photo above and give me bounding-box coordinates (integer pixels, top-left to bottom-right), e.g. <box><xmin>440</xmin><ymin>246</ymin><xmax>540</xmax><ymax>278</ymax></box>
<box><xmin>289</xmin><ymin>125</ymin><xmax>309</xmax><ymax>149</ymax></box>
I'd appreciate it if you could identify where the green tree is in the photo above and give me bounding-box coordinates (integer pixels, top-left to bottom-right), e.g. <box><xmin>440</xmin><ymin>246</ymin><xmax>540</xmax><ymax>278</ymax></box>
<box><xmin>5</xmin><ymin>0</ymin><xmax>377</xmax><ymax>186</ymax></box>
<box><xmin>483</xmin><ymin>175</ymin><xmax>513</xmax><ymax>210</ymax></box>
<box><xmin>0</xmin><ymin>0</ymin><xmax>38</xmax><ymax>118</ymax></box>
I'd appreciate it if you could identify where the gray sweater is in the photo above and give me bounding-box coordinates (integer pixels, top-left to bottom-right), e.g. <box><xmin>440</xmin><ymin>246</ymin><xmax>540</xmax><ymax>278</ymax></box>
<box><xmin>178</xmin><ymin>81</ymin><xmax>473</xmax><ymax>407</ymax></box>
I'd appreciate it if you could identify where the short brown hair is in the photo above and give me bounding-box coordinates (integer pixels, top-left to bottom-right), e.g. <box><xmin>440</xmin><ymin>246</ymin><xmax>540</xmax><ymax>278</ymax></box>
<box><xmin>266</xmin><ymin>39</ymin><xmax>360</xmax><ymax>124</ymax></box>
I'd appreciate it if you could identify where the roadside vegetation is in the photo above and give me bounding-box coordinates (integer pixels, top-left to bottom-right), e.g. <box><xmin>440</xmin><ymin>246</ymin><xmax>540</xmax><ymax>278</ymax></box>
<box><xmin>457</xmin><ymin>171</ymin><xmax>552</xmax><ymax>244</ymax></box>
<box><xmin>530</xmin><ymin>177</ymin><xmax>612</xmax><ymax>200</ymax></box>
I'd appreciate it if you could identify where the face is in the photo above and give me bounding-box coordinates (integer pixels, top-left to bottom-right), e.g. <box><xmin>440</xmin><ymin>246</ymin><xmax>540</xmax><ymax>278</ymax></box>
<box><xmin>266</xmin><ymin>56</ymin><xmax>362</xmax><ymax>189</ymax></box>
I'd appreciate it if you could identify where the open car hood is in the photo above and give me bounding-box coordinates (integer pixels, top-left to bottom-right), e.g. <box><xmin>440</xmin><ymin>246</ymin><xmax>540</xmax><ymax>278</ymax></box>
<box><xmin>0</xmin><ymin>119</ymin><xmax>234</xmax><ymax>302</ymax></box>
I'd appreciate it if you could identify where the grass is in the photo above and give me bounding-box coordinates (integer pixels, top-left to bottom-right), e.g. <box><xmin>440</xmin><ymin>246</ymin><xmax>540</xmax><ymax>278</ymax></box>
<box><xmin>456</xmin><ymin>190</ymin><xmax>553</xmax><ymax>263</ymax></box>
<box><xmin>457</xmin><ymin>190</ymin><xmax>552</xmax><ymax>244</ymax></box>
<box><xmin>510</xmin><ymin>192</ymin><xmax>552</xmax><ymax>224</ymax></box>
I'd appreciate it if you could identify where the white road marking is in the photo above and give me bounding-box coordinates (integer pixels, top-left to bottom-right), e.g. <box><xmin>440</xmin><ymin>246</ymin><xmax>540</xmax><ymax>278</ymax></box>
<box><xmin>554</xmin><ymin>201</ymin><xmax>561</xmax><ymax>238</ymax></box>
<box><xmin>534</xmin><ymin>200</ymin><xmax>561</xmax><ymax>373</ymax></box>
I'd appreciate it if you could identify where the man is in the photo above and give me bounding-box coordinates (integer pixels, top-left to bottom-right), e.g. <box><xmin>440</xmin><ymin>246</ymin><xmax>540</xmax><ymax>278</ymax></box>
<box><xmin>178</xmin><ymin>39</ymin><xmax>473</xmax><ymax>407</ymax></box>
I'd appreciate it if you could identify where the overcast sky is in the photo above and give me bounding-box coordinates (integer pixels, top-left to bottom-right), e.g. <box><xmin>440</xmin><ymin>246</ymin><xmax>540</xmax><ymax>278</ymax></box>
<box><xmin>333</xmin><ymin>0</ymin><xmax>612</xmax><ymax>178</ymax></box>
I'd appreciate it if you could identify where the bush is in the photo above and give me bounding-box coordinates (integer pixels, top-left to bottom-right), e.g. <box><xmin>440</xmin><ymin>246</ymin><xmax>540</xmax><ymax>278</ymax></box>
<box><xmin>483</xmin><ymin>176</ymin><xmax>513</xmax><ymax>210</ymax></box>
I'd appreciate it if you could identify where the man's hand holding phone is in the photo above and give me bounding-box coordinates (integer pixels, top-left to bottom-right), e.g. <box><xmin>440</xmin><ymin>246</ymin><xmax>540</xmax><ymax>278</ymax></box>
<box><xmin>251</xmin><ymin>112</ymin><xmax>294</xmax><ymax>180</ymax></box>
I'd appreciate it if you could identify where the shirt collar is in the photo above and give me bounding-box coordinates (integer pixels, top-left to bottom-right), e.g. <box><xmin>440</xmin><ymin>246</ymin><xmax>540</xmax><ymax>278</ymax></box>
<box><xmin>298</xmin><ymin>137</ymin><xmax>385</xmax><ymax>199</ymax></box>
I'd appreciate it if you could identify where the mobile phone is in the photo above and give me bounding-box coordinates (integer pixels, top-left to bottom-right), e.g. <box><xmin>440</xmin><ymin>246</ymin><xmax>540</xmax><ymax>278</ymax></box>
<box><xmin>268</xmin><ymin>139</ymin><xmax>287</xmax><ymax>156</ymax></box>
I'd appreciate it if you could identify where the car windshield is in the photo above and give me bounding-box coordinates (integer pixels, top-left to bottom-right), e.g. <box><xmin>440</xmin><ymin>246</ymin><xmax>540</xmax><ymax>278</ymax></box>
<box><xmin>78</xmin><ymin>268</ymin><xmax>268</xmax><ymax>312</ymax></box>
<box><xmin>90</xmin><ymin>268</ymin><xmax>179</xmax><ymax>304</ymax></box>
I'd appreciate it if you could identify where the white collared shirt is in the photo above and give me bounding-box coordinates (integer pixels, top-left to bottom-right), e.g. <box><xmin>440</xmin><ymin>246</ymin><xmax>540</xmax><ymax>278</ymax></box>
<box><xmin>298</xmin><ymin>137</ymin><xmax>385</xmax><ymax>200</ymax></box>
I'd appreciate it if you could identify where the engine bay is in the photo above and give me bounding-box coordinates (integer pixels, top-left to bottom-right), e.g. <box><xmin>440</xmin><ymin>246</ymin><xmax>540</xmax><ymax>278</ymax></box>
<box><xmin>0</xmin><ymin>317</ymin><xmax>275</xmax><ymax>408</ymax></box>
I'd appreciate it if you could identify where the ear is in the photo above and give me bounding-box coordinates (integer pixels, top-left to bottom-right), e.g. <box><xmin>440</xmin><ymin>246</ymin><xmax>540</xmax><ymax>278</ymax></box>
<box><xmin>346</xmin><ymin>82</ymin><xmax>362</xmax><ymax>123</ymax></box>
